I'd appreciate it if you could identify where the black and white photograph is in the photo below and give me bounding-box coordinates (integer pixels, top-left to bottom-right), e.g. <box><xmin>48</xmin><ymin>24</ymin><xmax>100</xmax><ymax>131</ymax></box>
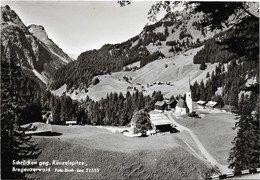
<box><xmin>1</xmin><ymin>1</ymin><xmax>259</xmax><ymax>179</ymax></box>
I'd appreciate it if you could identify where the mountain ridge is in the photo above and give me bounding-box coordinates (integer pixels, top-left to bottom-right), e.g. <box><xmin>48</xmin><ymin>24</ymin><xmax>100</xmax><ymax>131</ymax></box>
<box><xmin>1</xmin><ymin>5</ymin><xmax>72</xmax><ymax>85</ymax></box>
<box><xmin>50</xmin><ymin>9</ymin><xmax>222</xmax><ymax>91</ymax></box>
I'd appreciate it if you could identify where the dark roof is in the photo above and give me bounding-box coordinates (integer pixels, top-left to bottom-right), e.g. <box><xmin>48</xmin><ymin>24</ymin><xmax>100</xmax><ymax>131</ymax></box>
<box><xmin>222</xmin><ymin>105</ymin><xmax>238</xmax><ymax>112</ymax></box>
<box><xmin>167</xmin><ymin>99</ymin><xmax>177</xmax><ymax>105</ymax></box>
<box><xmin>176</xmin><ymin>99</ymin><xmax>187</xmax><ymax>108</ymax></box>
<box><xmin>155</xmin><ymin>101</ymin><xmax>166</xmax><ymax>106</ymax></box>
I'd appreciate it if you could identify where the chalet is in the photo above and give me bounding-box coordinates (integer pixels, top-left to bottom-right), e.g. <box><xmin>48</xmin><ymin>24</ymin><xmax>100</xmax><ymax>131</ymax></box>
<box><xmin>155</xmin><ymin>101</ymin><xmax>167</xmax><ymax>111</ymax></box>
<box><xmin>205</xmin><ymin>101</ymin><xmax>218</xmax><ymax>109</ymax></box>
<box><xmin>222</xmin><ymin>105</ymin><xmax>239</xmax><ymax>113</ymax></box>
<box><xmin>149</xmin><ymin>114</ymin><xmax>177</xmax><ymax>134</ymax></box>
<box><xmin>197</xmin><ymin>100</ymin><xmax>207</xmax><ymax>109</ymax></box>
<box><xmin>66</xmin><ymin>121</ymin><xmax>77</xmax><ymax>126</ymax></box>
<box><xmin>166</xmin><ymin>99</ymin><xmax>177</xmax><ymax>110</ymax></box>
<box><xmin>175</xmin><ymin>99</ymin><xmax>188</xmax><ymax>115</ymax></box>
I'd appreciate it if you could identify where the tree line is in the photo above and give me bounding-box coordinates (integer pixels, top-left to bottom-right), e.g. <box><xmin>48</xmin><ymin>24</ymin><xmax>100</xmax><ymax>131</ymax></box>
<box><xmin>51</xmin><ymin>91</ymin><xmax>164</xmax><ymax>126</ymax></box>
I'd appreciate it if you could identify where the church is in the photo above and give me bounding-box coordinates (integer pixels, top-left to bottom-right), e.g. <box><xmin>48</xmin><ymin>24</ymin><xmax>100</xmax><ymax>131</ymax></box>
<box><xmin>175</xmin><ymin>90</ymin><xmax>193</xmax><ymax>115</ymax></box>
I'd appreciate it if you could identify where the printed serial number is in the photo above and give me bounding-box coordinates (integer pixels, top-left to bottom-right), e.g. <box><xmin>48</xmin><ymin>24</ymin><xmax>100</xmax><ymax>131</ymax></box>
<box><xmin>85</xmin><ymin>168</ymin><xmax>100</xmax><ymax>173</ymax></box>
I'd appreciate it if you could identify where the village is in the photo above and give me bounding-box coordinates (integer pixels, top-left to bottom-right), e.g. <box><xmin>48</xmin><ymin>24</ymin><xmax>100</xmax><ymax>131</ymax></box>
<box><xmin>29</xmin><ymin>86</ymin><xmax>238</xmax><ymax>139</ymax></box>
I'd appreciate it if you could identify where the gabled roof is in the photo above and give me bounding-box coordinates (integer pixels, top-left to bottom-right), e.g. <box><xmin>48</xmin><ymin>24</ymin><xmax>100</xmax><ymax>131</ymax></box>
<box><xmin>197</xmin><ymin>100</ymin><xmax>206</xmax><ymax>105</ymax></box>
<box><xmin>222</xmin><ymin>105</ymin><xmax>238</xmax><ymax>112</ymax></box>
<box><xmin>206</xmin><ymin>101</ymin><xmax>218</xmax><ymax>107</ymax></box>
<box><xmin>167</xmin><ymin>99</ymin><xmax>177</xmax><ymax>105</ymax></box>
<box><xmin>176</xmin><ymin>99</ymin><xmax>187</xmax><ymax>108</ymax></box>
<box><xmin>155</xmin><ymin>101</ymin><xmax>166</xmax><ymax>106</ymax></box>
<box><xmin>150</xmin><ymin>114</ymin><xmax>173</xmax><ymax>126</ymax></box>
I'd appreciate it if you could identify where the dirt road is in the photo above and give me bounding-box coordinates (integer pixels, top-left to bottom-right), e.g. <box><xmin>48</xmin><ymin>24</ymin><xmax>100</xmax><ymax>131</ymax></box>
<box><xmin>166</xmin><ymin>112</ymin><xmax>232</xmax><ymax>174</ymax></box>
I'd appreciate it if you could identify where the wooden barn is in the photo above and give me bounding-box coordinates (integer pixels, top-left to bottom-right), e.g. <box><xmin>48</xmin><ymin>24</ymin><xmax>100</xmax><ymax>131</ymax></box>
<box><xmin>222</xmin><ymin>105</ymin><xmax>238</xmax><ymax>113</ymax></box>
<box><xmin>196</xmin><ymin>100</ymin><xmax>207</xmax><ymax>109</ymax></box>
<box><xmin>166</xmin><ymin>99</ymin><xmax>177</xmax><ymax>110</ymax></box>
<box><xmin>205</xmin><ymin>101</ymin><xmax>218</xmax><ymax>109</ymax></box>
<box><xmin>149</xmin><ymin>114</ymin><xmax>177</xmax><ymax>134</ymax></box>
<box><xmin>155</xmin><ymin>101</ymin><xmax>167</xmax><ymax>111</ymax></box>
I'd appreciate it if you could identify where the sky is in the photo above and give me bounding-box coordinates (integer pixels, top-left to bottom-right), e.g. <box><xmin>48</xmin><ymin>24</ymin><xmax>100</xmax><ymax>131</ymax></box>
<box><xmin>1</xmin><ymin>1</ymin><xmax>157</xmax><ymax>55</ymax></box>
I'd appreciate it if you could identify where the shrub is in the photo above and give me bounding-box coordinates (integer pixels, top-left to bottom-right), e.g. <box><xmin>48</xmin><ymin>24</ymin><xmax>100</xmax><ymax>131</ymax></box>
<box><xmin>93</xmin><ymin>77</ymin><xmax>100</xmax><ymax>85</ymax></box>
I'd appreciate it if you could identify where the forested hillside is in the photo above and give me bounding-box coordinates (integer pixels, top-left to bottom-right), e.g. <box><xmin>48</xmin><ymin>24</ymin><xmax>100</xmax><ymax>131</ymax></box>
<box><xmin>191</xmin><ymin>17</ymin><xmax>259</xmax><ymax>112</ymax></box>
<box><xmin>50</xmin><ymin>10</ymin><xmax>219</xmax><ymax>91</ymax></box>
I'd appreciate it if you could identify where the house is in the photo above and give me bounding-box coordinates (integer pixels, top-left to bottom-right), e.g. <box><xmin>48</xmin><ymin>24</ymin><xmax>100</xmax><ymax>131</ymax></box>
<box><xmin>166</xmin><ymin>99</ymin><xmax>177</xmax><ymax>110</ymax></box>
<box><xmin>149</xmin><ymin>114</ymin><xmax>177</xmax><ymax>134</ymax></box>
<box><xmin>222</xmin><ymin>105</ymin><xmax>238</xmax><ymax>113</ymax></box>
<box><xmin>155</xmin><ymin>101</ymin><xmax>167</xmax><ymax>111</ymax></box>
<box><xmin>197</xmin><ymin>100</ymin><xmax>207</xmax><ymax>109</ymax></box>
<box><xmin>66</xmin><ymin>121</ymin><xmax>77</xmax><ymax>126</ymax></box>
<box><xmin>205</xmin><ymin>101</ymin><xmax>218</xmax><ymax>109</ymax></box>
<box><xmin>175</xmin><ymin>99</ymin><xmax>188</xmax><ymax>115</ymax></box>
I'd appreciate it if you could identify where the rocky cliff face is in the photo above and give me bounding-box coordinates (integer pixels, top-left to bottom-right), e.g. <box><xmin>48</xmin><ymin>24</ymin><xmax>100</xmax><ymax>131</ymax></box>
<box><xmin>28</xmin><ymin>24</ymin><xmax>73</xmax><ymax>63</ymax></box>
<box><xmin>1</xmin><ymin>5</ymin><xmax>72</xmax><ymax>85</ymax></box>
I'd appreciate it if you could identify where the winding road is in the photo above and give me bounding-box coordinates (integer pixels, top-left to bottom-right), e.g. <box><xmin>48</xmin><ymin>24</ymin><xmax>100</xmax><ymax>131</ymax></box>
<box><xmin>165</xmin><ymin>111</ymin><xmax>231</xmax><ymax>174</ymax></box>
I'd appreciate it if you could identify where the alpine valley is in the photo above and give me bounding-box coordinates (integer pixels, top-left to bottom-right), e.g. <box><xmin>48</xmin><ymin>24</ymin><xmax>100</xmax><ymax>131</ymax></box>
<box><xmin>1</xmin><ymin>2</ymin><xmax>259</xmax><ymax>180</ymax></box>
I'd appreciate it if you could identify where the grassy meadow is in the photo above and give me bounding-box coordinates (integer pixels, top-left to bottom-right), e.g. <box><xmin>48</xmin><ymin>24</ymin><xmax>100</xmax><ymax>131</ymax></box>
<box><xmin>26</xmin><ymin>125</ymin><xmax>212</xmax><ymax>179</ymax></box>
<box><xmin>174</xmin><ymin>110</ymin><xmax>237</xmax><ymax>165</ymax></box>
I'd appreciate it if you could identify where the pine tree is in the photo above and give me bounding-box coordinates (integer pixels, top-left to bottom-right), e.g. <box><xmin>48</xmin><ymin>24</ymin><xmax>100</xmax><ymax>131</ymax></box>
<box><xmin>228</xmin><ymin>99</ymin><xmax>260</xmax><ymax>172</ymax></box>
<box><xmin>200</xmin><ymin>62</ymin><xmax>206</xmax><ymax>70</ymax></box>
<box><xmin>52</xmin><ymin>97</ymin><xmax>61</xmax><ymax>124</ymax></box>
<box><xmin>1</xmin><ymin>47</ymin><xmax>41</xmax><ymax>179</ymax></box>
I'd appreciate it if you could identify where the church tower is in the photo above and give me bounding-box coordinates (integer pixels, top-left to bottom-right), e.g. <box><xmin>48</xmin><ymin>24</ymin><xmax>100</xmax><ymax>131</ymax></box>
<box><xmin>186</xmin><ymin>79</ymin><xmax>193</xmax><ymax>113</ymax></box>
<box><xmin>186</xmin><ymin>91</ymin><xmax>193</xmax><ymax>113</ymax></box>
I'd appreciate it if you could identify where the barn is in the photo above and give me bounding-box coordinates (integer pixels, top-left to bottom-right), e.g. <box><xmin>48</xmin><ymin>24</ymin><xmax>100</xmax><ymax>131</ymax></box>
<box><xmin>197</xmin><ymin>100</ymin><xmax>207</xmax><ymax>109</ymax></box>
<box><xmin>155</xmin><ymin>101</ymin><xmax>167</xmax><ymax>111</ymax></box>
<box><xmin>222</xmin><ymin>105</ymin><xmax>238</xmax><ymax>113</ymax></box>
<box><xmin>205</xmin><ymin>101</ymin><xmax>218</xmax><ymax>109</ymax></box>
<box><xmin>149</xmin><ymin>114</ymin><xmax>177</xmax><ymax>134</ymax></box>
<box><xmin>166</xmin><ymin>99</ymin><xmax>177</xmax><ymax>110</ymax></box>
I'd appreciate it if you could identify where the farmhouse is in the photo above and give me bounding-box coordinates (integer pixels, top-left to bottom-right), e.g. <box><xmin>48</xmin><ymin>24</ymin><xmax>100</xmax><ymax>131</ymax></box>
<box><xmin>197</xmin><ymin>100</ymin><xmax>207</xmax><ymax>109</ymax></box>
<box><xmin>205</xmin><ymin>101</ymin><xmax>218</xmax><ymax>109</ymax></box>
<box><xmin>166</xmin><ymin>99</ymin><xmax>177</xmax><ymax>110</ymax></box>
<box><xmin>222</xmin><ymin>105</ymin><xmax>238</xmax><ymax>113</ymax></box>
<box><xmin>155</xmin><ymin>101</ymin><xmax>167</xmax><ymax>111</ymax></box>
<box><xmin>149</xmin><ymin>114</ymin><xmax>177</xmax><ymax>134</ymax></box>
<box><xmin>66</xmin><ymin>121</ymin><xmax>77</xmax><ymax>126</ymax></box>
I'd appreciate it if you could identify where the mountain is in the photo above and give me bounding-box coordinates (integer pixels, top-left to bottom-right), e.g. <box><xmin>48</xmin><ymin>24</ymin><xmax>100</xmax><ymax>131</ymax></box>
<box><xmin>50</xmin><ymin>10</ymin><xmax>222</xmax><ymax>91</ymax></box>
<box><xmin>1</xmin><ymin>5</ymin><xmax>72</xmax><ymax>85</ymax></box>
<box><xmin>28</xmin><ymin>24</ymin><xmax>73</xmax><ymax>63</ymax></box>
<box><xmin>69</xmin><ymin>54</ymin><xmax>78</xmax><ymax>60</ymax></box>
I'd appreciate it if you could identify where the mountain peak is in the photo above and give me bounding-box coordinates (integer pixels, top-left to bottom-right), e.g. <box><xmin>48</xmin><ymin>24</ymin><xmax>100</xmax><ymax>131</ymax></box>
<box><xmin>28</xmin><ymin>24</ymin><xmax>73</xmax><ymax>64</ymax></box>
<box><xmin>1</xmin><ymin>5</ymin><xmax>28</xmax><ymax>32</ymax></box>
<box><xmin>28</xmin><ymin>24</ymin><xmax>48</xmax><ymax>41</ymax></box>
